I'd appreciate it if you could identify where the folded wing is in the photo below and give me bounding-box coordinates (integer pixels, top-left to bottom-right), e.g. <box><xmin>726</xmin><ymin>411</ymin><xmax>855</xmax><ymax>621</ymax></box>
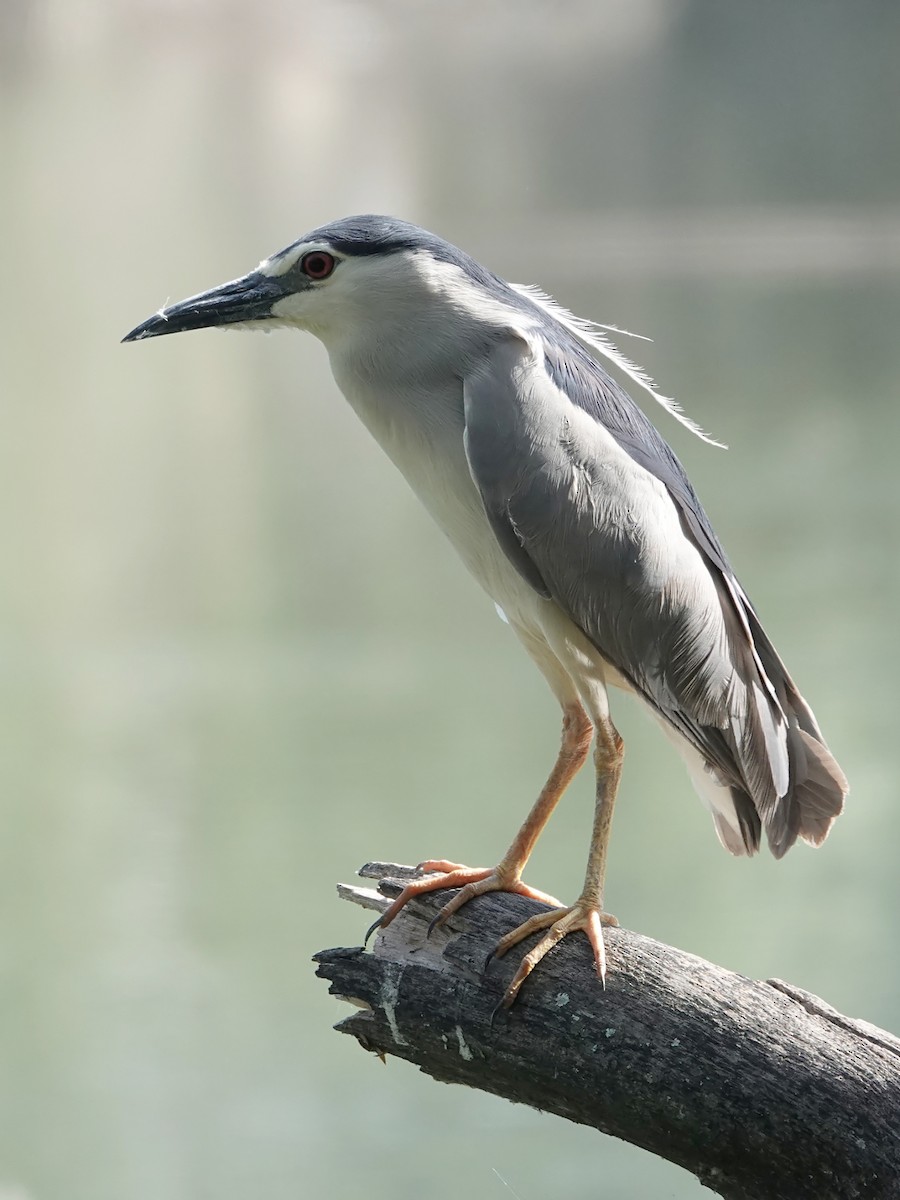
<box><xmin>463</xmin><ymin>331</ymin><xmax>847</xmax><ymax>857</ymax></box>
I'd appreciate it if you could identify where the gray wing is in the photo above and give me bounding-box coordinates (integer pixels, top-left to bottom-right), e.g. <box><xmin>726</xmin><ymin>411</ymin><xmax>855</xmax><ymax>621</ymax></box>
<box><xmin>463</xmin><ymin>333</ymin><xmax>846</xmax><ymax>857</ymax></box>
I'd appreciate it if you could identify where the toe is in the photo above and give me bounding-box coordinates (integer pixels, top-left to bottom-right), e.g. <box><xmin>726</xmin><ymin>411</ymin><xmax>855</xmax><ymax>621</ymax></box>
<box><xmin>378</xmin><ymin>866</ymin><xmax>487</xmax><ymax>929</ymax></box>
<box><xmin>492</xmin><ymin>907</ymin><xmax>563</xmax><ymax>960</ymax></box>
<box><xmin>492</xmin><ymin>901</ymin><xmax>613</xmax><ymax>1006</ymax></box>
<box><xmin>583</xmin><ymin>909</ymin><xmax>608</xmax><ymax>986</ymax></box>
<box><xmin>510</xmin><ymin>881</ymin><xmax>564</xmax><ymax>908</ymax></box>
<box><xmin>501</xmin><ymin>923</ymin><xmax>568</xmax><ymax>1007</ymax></box>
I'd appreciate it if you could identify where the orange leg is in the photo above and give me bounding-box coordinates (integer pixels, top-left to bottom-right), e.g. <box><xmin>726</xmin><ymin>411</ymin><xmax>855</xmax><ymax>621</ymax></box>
<box><xmin>494</xmin><ymin>714</ymin><xmax>624</xmax><ymax>1007</ymax></box>
<box><xmin>371</xmin><ymin>703</ymin><xmax>593</xmax><ymax>937</ymax></box>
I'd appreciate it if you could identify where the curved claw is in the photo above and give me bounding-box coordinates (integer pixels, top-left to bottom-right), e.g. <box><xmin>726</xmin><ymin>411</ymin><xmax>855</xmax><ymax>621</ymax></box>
<box><xmin>364</xmin><ymin>914</ymin><xmax>384</xmax><ymax>946</ymax></box>
<box><xmin>426</xmin><ymin>910</ymin><xmax>445</xmax><ymax>939</ymax></box>
<box><xmin>489</xmin><ymin>997</ymin><xmax>509</xmax><ymax>1029</ymax></box>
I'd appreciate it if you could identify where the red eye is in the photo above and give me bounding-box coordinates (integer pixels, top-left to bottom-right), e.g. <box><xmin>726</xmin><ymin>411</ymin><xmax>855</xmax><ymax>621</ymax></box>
<box><xmin>300</xmin><ymin>251</ymin><xmax>336</xmax><ymax>280</ymax></box>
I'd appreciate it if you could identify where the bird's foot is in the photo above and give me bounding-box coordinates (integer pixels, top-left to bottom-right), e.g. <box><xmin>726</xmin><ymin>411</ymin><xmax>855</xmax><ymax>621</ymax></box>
<box><xmin>367</xmin><ymin>859</ymin><xmax>563</xmax><ymax>943</ymax></box>
<box><xmin>491</xmin><ymin>898</ymin><xmax>619</xmax><ymax>1008</ymax></box>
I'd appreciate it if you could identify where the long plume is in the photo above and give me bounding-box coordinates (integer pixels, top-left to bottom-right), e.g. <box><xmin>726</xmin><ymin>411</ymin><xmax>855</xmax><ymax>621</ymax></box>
<box><xmin>512</xmin><ymin>283</ymin><xmax>726</xmax><ymax>449</ymax></box>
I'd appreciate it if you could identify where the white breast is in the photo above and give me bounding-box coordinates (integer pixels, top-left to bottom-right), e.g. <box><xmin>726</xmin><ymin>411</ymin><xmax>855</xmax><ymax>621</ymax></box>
<box><xmin>327</xmin><ymin>361</ymin><xmax>544</xmax><ymax>630</ymax></box>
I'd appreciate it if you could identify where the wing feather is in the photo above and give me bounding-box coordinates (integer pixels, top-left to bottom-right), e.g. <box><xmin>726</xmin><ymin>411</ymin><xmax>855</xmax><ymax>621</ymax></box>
<box><xmin>464</xmin><ymin>332</ymin><xmax>846</xmax><ymax>856</ymax></box>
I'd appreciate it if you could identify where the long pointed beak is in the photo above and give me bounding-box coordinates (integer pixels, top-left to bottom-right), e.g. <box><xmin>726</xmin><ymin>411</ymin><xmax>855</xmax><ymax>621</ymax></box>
<box><xmin>122</xmin><ymin>270</ymin><xmax>289</xmax><ymax>342</ymax></box>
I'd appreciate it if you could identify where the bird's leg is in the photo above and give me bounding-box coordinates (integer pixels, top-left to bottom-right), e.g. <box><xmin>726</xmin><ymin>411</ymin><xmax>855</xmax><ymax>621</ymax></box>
<box><xmin>372</xmin><ymin>703</ymin><xmax>593</xmax><ymax>935</ymax></box>
<box><xmin>493</xmin><ymin>714</ymin><xmax>624</xmax><ymax>1008</ymax></box>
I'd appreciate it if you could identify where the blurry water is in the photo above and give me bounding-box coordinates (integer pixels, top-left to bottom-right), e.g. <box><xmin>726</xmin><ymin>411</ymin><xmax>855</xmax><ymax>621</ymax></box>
<box><xmin>2</xmin><ymin>4</ymin><xmax>899</xmax><ymax>1198</ymax></box>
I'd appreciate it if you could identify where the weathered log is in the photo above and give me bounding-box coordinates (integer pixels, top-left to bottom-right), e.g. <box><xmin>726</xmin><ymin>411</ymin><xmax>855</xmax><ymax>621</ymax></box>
<box><xmin>313</xmin><ymin>863</ymin><xmax>900</xmax><ymax>1200</ymax></box>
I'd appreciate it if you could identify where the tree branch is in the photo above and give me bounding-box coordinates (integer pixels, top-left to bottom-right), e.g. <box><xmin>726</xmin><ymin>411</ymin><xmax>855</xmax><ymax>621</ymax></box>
<box><xmin>314</xmin><ymin>863</ymin><xmax>900</xmax><ymax>1200</ymax></box>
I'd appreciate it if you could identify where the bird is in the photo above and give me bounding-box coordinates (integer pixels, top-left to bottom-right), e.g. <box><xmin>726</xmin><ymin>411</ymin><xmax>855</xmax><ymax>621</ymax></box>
<box><xmin>123</xmin><ymin>214</ymin><xmax>848</xmax><ymax>1007</ymax></box>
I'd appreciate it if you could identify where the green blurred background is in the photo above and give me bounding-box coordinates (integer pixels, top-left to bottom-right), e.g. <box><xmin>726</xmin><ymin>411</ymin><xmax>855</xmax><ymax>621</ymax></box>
<box><xmin>2</xmin><ymin>2</ymin><xmax>899</xmax><ymax>1197</ymax></box>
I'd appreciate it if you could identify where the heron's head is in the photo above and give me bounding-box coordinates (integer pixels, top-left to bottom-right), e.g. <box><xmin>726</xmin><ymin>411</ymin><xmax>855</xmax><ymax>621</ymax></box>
<box><xmin>122</xmin><ymin>214</ymin><xmax>516</xmax><ymax>349</ymax></box>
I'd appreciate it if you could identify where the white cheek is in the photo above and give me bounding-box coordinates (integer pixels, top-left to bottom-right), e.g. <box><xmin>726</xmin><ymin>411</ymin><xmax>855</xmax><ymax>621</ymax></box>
<box><xmin>270</xmin><ymin>282</ymin><xmax>351</xmax><ymax>336</ymax></box>
<box><xmin>270</xmin><ymin>292</ymin><xmax>313</xmax><ymax>324</ymax></box>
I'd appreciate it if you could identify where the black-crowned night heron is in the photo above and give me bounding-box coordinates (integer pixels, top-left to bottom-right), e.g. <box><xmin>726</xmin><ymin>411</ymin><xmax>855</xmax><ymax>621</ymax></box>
<box><xmin>124</xmin><ymin>215</ymin><xmax>848</xmax><ymax>1006</ymax></box>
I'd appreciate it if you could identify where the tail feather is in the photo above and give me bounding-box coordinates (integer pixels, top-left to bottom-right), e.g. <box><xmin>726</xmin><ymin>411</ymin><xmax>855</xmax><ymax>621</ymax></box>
<box><xmin>690</xmin><ymin>579</ymin><xmax>847</xmax><ymax>859</ymax></box>
<box><xmin>718</xmin><ymin>627</ymin><xmax>846</xmax><ymax>859</ymax></box>
<box><xmin>717</xmin><ymin>788</ymin><xmax>763</xmax><ymax>857</ymax></box>
<box><xmin>793</xmin><ymin>728</ymin><xmax>848</xmax><ymax>848</ymax></box>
